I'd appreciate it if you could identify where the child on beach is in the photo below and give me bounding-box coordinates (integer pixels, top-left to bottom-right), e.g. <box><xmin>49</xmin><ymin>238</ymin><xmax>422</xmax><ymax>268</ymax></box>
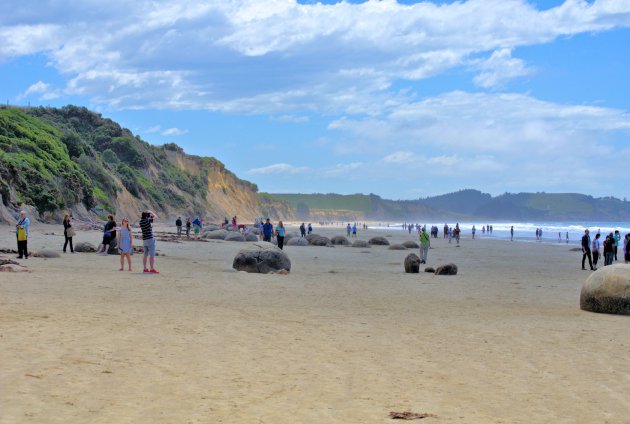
<box><xmin>63</xmin><ymin>213</ymin><xmax>75</xmax><ymax>253</ymax></box>
<box><xmin>117</xmin><ymin>217</ymin><xmax>134</xmax><ymax>271</ymax></box>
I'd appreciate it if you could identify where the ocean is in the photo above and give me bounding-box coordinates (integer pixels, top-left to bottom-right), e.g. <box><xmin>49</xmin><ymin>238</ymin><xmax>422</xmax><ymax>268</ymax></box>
<box><xmin>371</xmin><ymin>221</ymin><xmax>630</xmax><ymax>245</ymax></box>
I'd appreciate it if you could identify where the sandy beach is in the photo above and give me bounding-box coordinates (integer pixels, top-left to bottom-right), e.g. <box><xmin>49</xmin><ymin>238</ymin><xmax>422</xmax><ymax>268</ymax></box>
<box><xmin>1</xmin><ymin>223</ymin><xmax>628</xmax><ymax>423</ymax></box>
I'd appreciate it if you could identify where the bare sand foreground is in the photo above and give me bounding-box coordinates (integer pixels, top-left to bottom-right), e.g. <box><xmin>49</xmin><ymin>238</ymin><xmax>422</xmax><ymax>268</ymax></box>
<box><xmin>1</xmin><ymin>223</ymin><xmax>629</xmax><ymax>424</ymax></box>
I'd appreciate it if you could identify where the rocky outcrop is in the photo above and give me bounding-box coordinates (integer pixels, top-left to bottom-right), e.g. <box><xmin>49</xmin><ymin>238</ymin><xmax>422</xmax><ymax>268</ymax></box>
<box><xmin>369</xmin><ymin>236</ymin><xmax>390</xmax><ymax>246</ymax></box>
<box><xmin>435</xmin><ymin>263</ymin><xmax>458</xmax><ymax>275</ymax></box>
<box><xmin>232</xmin><ymin>243</ymin><xmax>291</xmax><ymax>273</ymax></box>
<box><xmin>404</xmin><ymin>253</ymin><xmax>420</xmax><ymax>273</ymax></box>
<box><xmin>580</xmin><ymin>264</ymin><xmax>630</xmax><ymax>315</ymax></box>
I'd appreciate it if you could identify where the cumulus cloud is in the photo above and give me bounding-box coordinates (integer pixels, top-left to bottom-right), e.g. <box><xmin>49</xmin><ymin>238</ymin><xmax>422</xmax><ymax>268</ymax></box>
<box><xmin>1</xmin><ymin>0</ymin><xmax>629</xmax><ymax>112</ymax></box>
<box><xmin>247</xmin><ymin>163</ymin><xmax>311</xmax><ymax>175</ymax></box>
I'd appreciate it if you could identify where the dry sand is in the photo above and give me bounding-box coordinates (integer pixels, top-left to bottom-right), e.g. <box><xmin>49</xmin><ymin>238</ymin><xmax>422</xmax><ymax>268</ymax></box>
<box><xmin>1</xmin><ymin>223</ymin><xmax>628</xmax><ymax>423</ymax></box>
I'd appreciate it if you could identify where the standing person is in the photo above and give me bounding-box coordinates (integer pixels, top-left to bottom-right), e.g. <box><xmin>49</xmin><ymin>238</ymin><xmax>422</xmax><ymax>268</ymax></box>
<box><xmin>443</xmin><ymin>223</ymin><xmax>448</xmax><ymax>238</ymax></box>
<box><xmin>140</xmin><ymin>210</ymin><xmax>159</xmax><ymax>274</ymax></box>
<box><xmin>624</xmin><ymin>234</ymin><xmax>630</xmax><ymax>264</ymax></box>
<box><xmin>613</xmin><ymin>230</ymin><xmax>621</xmax><ymax>261</ymax></box>
<box><xmin>472</xmin><ymin>225</ymin><xmax>476</xmax><ymax>239</ymax></box>
<box><xmin>591</xmin><ymin>233</ymin><xmax>601</xmax><ymax>270</ymax></box>
<box><xmin>63</xmin><ymin>213</ymin><xmax>75</xmax><ymax>254</ymax></box>
<box><xmin>275</xmin><ymin>220</ymin><xmax>285</xmax><ymax>250</ymax></box>
<box><xmin>454</xmin><ymin>223</ymin><xmax>461</xmax><ymax>245</ymax></box>
<box><xmin>307</xmin><ymin>223</ymin><xmax>312</xmax><ymax>234</ymax></box>
<box><xmin>603</xmin><ymin>233</ymin><xmax>615</xmax><ymax>266</ymax></box>
<box><xmin>510</xmin><ymin>226</ymin><xmax>514</xmax><ymax>241</ymax></box>
<box><xmin>346</xmin><ymin>223</ymin><xmax>351</xmax><ymax>237</ymax></box>
<box><xmin>566</xmin><ymin>232</ymin><xmax>569</xmax><ymax>244</ymax></box>
<box><xmin>581</xmin><ymin>229</ymin><xmax>594</xmax><ymax>270</ymax></box>
<box><xmin>192</xmin><ymin>216</ymin><xmax>202</xmax><ymax>239</ymax></box>
<box><xmin>300</xmin><ymin>223</ymin><xmax>306</xmax><ymax>237</ymax></box>
<box><xmin>15</xmin><ymin>210</ymin><xmax>30</xmax><ymax>259</ymax></box>
<box><xmin>419</xmin><ymin>226</ymin><xmax>430</xmax><ymax>264</ymax></box>
<box><xmin>116</xmin><ymin>217</ymin><xmax>133</xmax><ymax>271</ymax></box>
<box><xmin>352</xmin><ymin>223</ymin><xmax>357</xmax><ymax>238</ymax></box>
<box><xmin>97</xmin><ymin>215</ymin><xmax>117</xmax><ymax>254</ymax></box>
<box><xmin>262</xmin><ymin>218</ymin><xmax>273</xmax><ymax>242</ymax></box>
<box><xmin>175</xmin><ymin>216</ymin><xmax>183</xmax><ymax>237</ymax></box>
<box><xmin>185</xmin><ymin>217</ymin><xmax>191</xmax><ymax>238</ymax></box>
<box><xmin>448</xmin><ymin>226</ymin><xmax>452</xmax><ymax>244</ymax></box>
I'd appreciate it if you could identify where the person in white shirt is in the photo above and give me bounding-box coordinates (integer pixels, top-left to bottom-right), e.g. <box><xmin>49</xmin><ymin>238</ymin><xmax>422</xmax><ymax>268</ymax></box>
<box><xmin>591</xmin><ymin>233</ymin><xmax>601</xmax><ymax>270</ymax></box>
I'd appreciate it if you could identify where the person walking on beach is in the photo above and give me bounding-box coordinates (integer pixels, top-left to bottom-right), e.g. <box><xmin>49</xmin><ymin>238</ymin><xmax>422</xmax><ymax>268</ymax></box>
<box><xmin>262</xmin><ymin>218</ymin><xmax>273</xmax><ymax>242</ymax></box>
<box><xmin>307</xmin><ymin>223</ymin><xmax>313</xmax><ymax>234</ymax></box>
<box><xmin>419</xmin><ymin>226</ymin><xmax>430</xmax><ymax>264</ymax></box>
<box><xmin>140</xmin><ymin>210</ymin><xmax>159</xmax><ymax>274</ymax></box>
<box><xmin>448</xmin><ymin>226</ymin><xmax>452</xmax><ymax>244</ymax></box>
<box><xmin>117</xmin><ymin>217</ymin><xmax>133</xmax><ymax>271</ymax></box>
<box><xmin>300</xmin><ymin>223</ymin><xmax>306</xmax><ymax>238</ymax></box>
<box><xmin>510</xmin><ymin>226</ymin><xmax>514</xmax><ymax>241</ymax></box>
<box><xmin>63</xmin><ymin>213</ymin><xmax>75</xmax><ymax>253</ymax></box>
<box><xmin>97</xmin><ymin>215</ymin><xmax>117</xmax><ymax>254</ymax></box>
<box><xmin>352</xmin><ymin>223</ymin><xmax>357</xmax><ymax>238</ymax></box>
<box><xmin>581</xmin><ymin>229</ymin><xmax>594</xmax><ymax>270</ymax></box>
<box><xmin>472</xmin><ymin>225</ymin><xmax>476</xmax><ymax>239</ymax></box>
<box><xmin>15</xmin><ymin>210</ymin><xmax>30</xmax><ymax>259</ymax></box>
<box><xmin>275</xmin><ymin>220</ymin><xmax>285</xmax><ymax>250</ymax></box>
<box><xmin>603</xmin><ymin>233</ymin><xmax>615</xmax><ymax>266</ymax></box>
<box><xmin>175</xmin><ymin>216</ymin><xmax>182</xmax><ymax>237</ymax></box>
<box><xmin>613</xmin><ymin>230</ymin><xmax>620</xmax><ymax>261</ymax></box>
<box><xmin>347</xmin><ymin>223</ymin><xmax>351</xmax><ymax>237</ymax></box>
<box><xmin>185</xmin><ymin>217</ymin><xmax>191</xmax><ymax>238</ymax></box>
<box><xmin>454</xmin><ymin>223</ymin><xmax>461</xmax><ymax>245</ymax></box>
<box><xmin>592</xmin><ymin>233</ymin><xmax>601</xmax><ymax>270</ymax></box>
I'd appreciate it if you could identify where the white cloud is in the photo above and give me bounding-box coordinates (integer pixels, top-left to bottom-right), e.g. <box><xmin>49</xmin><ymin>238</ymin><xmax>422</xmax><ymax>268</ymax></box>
<box><xmin>384</xmin><ymin>151</ymin><xmax>417</xmax><ymax>164</ymax></box>
<box><xmin>270</xmin><ymin>115</ymin><xmax>310</xmax><ymax>123</ymax></box>
<box><xmin>247</xmin><ymin>163</ymin><xmax>310</xmax><ymax>175</ymax></box>
<box><xmin>161</xmin><ymin>127</ymin><xmax>188</xmax><ymax>136</ymax></box>
<box><xmin>146</xmin><ymin>125</ymin><xmax>161</xmax><ymax>133</ymax></box>
<box><xmin>1</xmin><ymin>0</ymin><xmax>628</xmax><ymax>112</ymax></box>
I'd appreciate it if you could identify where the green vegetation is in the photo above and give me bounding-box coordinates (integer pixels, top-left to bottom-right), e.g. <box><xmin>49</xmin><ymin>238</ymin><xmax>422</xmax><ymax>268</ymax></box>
<box><xmin>267</xmin><ymin>193</ymin><xmax>373</xmax><ymax>212</ymax></box>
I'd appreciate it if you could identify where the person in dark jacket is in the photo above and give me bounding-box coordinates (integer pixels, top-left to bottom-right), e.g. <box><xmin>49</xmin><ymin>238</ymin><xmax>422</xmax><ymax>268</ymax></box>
<box><xmin>63</xmin><ymin>213</ymin><xmax>75</xmax><ymax>253</ymax></box>
<box><xmin>581</xmin><ymin>229</ymin><xmax>594</xmax><ymax>270</ymax></box>
<box><xmin>603</xmin><ymin>233</ymin><xmax>615</xmax><ymax>266</ymax></box>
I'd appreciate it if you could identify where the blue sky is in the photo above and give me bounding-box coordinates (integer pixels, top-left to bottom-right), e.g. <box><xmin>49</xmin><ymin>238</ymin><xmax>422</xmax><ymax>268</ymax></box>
<box><xmin>1</xmin><ymin>0</ymin><xmax>630</xmax><ymax>200</ymax></box>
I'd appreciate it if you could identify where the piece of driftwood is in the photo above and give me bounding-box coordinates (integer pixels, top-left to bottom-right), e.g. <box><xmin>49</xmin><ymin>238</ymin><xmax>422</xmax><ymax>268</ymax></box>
<box><xmin>389</xmin><ymin>411</ymin><xmax>437</xmax><ymax>420</ymax></box>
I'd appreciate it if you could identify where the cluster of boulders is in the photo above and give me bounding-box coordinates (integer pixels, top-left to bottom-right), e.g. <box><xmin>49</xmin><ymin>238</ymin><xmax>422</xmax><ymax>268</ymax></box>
<box><xmin>403</xmin><ymin>253</ymin><xmax>458</xmax><ymax>276</ymax></box>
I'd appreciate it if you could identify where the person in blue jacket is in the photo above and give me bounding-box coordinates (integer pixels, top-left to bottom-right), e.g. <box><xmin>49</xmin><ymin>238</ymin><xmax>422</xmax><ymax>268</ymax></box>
<box><xmin>262</xmin><ymin>218</ymin><xmax>274</xmax><ymax>242</ymax></box>
<box><xmin>15</xmin><ymin>210</ymin><xmax>30</xmax><ymax>259</ymax></box>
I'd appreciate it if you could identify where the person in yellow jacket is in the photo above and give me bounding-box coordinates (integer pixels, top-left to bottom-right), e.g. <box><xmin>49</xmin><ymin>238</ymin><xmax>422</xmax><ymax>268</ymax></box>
<box><xmin>15</xmin><ymin>210</ymin><xmax>30</xmax><ymax>259</ymax></box>
<box><xmin>419</xmin><ymin>226</ymin><xmax>430</xmax><ymax>264</ymax></box>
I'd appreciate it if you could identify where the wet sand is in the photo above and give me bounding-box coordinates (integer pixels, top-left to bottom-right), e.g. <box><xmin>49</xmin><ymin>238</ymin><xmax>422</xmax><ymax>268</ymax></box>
<box><xmin>1</xmin><ymin>223</ymin><xmax>628</xmax><ymax>423</ymax></box>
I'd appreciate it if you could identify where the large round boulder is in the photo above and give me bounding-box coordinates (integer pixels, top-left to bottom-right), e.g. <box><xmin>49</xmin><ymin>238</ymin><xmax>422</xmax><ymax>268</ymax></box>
<box><xmin>32</xmin><ymin>249</ymin><xmax>61</xmax><ymax>258</ymax></box>
<box><xmin>225</xmin><ymin>232</ymin><xmax>246</xmax><ymax>242</ymax></box>
<box><xmin>285</xmin><ymin>233</ymin><xmax>298</xmax><ymax>241</ymax></box>
<box><xmin>232</xmin><ymin>243</ymin><xmax>291</xmax><ymax>273</ymax></box>
<box><xmin>435</xmin><ymin>263</ymin><xmax>458</xmax><ymax>275</ymax></box>
<box><xmin>580</xmin><ymin>264</ymin><xmax>630</xmax><ymax>315</ymax></box>
<box><xmin>205</xmin><ymin>230</ymin><xmax>228</xmax><ymax>240</ymax></box>
<box><xmin>402</xmin><ymin>240</ymin><xmax>420</xmax><ymax>249</ymax></box>
<box><xmin>245</xmin><ymin>234</ymin><xmax>259</xmax><ymax>242</ymax></box>
<box><xmin>389</xmin><ymin>244</ymin><xmax>407</xmax><ymax>250</ymax></box>
<box><xmin>404</xmin><ymin>253</ymin><xmax>420</xmax><ymax>273</ymax></box>
<box><xmin>309</xmin><ymin>236</ymin><xmax>331</xmax><ymax>246</ymax></box>
<box><xmin>74</xmin><ymin>242</ymin><xmax>96</xmax><ymax>253</ymax></box>
<box><xmin>351</xmin><ymin>240</ymin><xmax>370</xmax><ymax>248</ymax></box>
<box><xmin>287</xmin><ymin>237</ymin><xmax>309</xmax><ymax>246</ymax></box>
<box><xmin>330</xmin><ymin>235</ymin><xmax>350</xmax><ymax>246</ymax></box>
<box><xmin>203</xmin><ymin>224</ymin><xmax>221</xmax><ymax>232</ymax></box>
<box><xmin>306</xmin><ymin>234</ymin><xmax>322</xmax><ymax>243</ymax></box>
<box><xmin>369</xmin><ymin>236</ymin><xmax>390</xmax><ymax>246</ymax></box>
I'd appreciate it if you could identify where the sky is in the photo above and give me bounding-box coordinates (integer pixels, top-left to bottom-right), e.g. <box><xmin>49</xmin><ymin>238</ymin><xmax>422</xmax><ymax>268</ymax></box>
<box><xmin>1</xmin><ymin>0</ymin><xmax>630</xmax><ymax>200</ymax></box>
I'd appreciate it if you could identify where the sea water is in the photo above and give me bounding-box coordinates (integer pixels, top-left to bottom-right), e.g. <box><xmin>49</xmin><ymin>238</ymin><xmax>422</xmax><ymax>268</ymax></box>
<box><xmin>371</xmin><ymin>222</ymin><xmax>630</xmax><ymax>246</ymax></box>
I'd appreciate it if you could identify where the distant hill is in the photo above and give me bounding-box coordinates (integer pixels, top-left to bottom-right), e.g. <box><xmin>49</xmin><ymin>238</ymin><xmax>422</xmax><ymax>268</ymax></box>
<box><xmin>0</xmin><ymin>106</ymin><xmax>294</xmax><ymax>223</ymax></box>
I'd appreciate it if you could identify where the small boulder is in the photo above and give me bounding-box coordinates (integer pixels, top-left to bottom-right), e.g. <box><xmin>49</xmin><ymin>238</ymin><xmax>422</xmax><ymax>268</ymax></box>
<box><xmin>306</xmin><ymin>234</ymin><xmax>322</xmax><ymax>243</ymax></box>
<box><xmin>309</xmin><ymin>236</ymin><xmax>331</xmax><ymax>246</ymax></box>
<box><xmin>580</xmin><ymin>264</ymin><xmax>630</xmax><ymax>315</ymax></box>
<box><xmin>74</xmin><ymin>242</ymin><xmax>96</xmax><ymax>253</ymax></box>
<box><xmin>206</xmin><ymin>230</ymin><xmax>228</xmax><ymax>240</ymax></box>
<box><xmin>369</xmin><ymin>236</ymin><xmax>390</xmax><ymax>246</ymax></box>
<box><xmin>351</xmin><ymin>240</ymin><xmax>370</xmax><ymax>248</ymax></box>
<box><xmin>435</xmin><ymin>263</ymin><xmax>458</xmax><ymax>275</ymax></box>
<box><xmin>204</xmin><ymin>224</ymin><xmax>221</xmax><ymax>232</ymax></box>
<box><xmin>107</xmin><ymin>238</ymin><xmax>118</xmax><ymax>255</ymax></box>
<box><xmin>32</xmin><ymin>249</ymin><xmax>61</xmax><ymax>259</ymax></box>
<box><xmin>389</xmin><ymin>244</ymin><xmax>407</xmax><ymax>250</ymax></box>
<box><xmin>424</xmin><ymin>267</ymin><xmax>435</xmax><ymax>273</ymax></box>
<box><xmin>287</xmin><ymin>237</ymin><xmax>309</xmax><ymax>246</ymax></box>
<box><xmin>404</xmin><ymin>253</ymin><xmax>421</xmax><ymax>273</ymax></box>
<box><xmin>245</xmin><ymin>234</ymin><xmax>259</xmax><ymax>242</ymax></box>
<box><xmin>225</xmin><ymin>233</ymin><xmax>246</xmax><ymax>242</ymax></box>
<box><xmin>402</xmin><ymin>240</ymin><xmax>420</xmax><ymax>249</ymax></box>
<box><xmin>330</xmin><ymin>235</ymin><xmax>350</xmax><ymax>246</ymax></box>
<box><xmin>232</xmin><ymin>243</ymin><xmax>291</xmax><ymax>273</ymax></box>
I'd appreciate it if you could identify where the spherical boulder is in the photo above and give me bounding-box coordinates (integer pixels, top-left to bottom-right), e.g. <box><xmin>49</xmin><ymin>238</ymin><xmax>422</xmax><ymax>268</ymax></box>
<box><xmin>287</xmin><ymin>237</ymin><xmax>309</xmax><ymax>246</ymax></box>
<box><xmin>435</xmin><ymin>263</ymin><xmax>458</xmax><ymax>275</ymax></box>
<box><xmin>306</xmin><ymin>234</ymin><xmax>322</xmax><ymax>243</ymax></box>
<box><xmin>580</xmin><ymin>264</ymin><xmax>630</xmax><ymax>315</ymax></box>
<box><xmin>309</xmin><ymin>236</ymin><xmax>331</xmax><ymax>246</ymax></box>
<box><xmin>245</xmin><ymin>234</ymin><xmax>259</xmax><ymax>242</ymax></box>
<box><xmin>205</xmin><ymin>230</ymin><xmax>228</xmax><ymax>240</ymax></box>
<box><xmin>74</xmin><ymin>242</ymin><xmax>96</xmax><ymax>253</ymax></box>
<box><xmin>32</xmin><ymin>249</ymin><xmax>61</xmax><ymax>258</ymax></box>
<box><xmin>225</xmin><ymin>232</ymin><xmax>246</xmax><ymax>242</ymax></box>
<box><xmin>232</xmin><ymin>243</ymin><xmax>291</xmax><ymax>273</ymax></box>
<box><xmin>204</xmin><ymin>224</ymin><xmax>221</xmax><ymax>232</ymax></box>
<box><xmin>330</xmin><ymin>235</ymin><xmax>350</xmax><ymax>246</ymax></box>
<box><xmin>351</xmin><ymin>240</ymin><xmax>370</xmax><ymax>248</ymax></box>
<box><xmin>402</xmin><ymin>240</ymin><xmax>420</xmax><ymax>249</ymax></box>
<box><xmin>424</xmin><ymin>267</ymin><xmax>435</xmax><ymax>273</ymax></box>
<box><xmin>369</xmin><ymin>236</ymin><xmax>390</xmax><ymax>246</ymax></box>
<box><xmin>389</xmin><ymin>244</ymin><xmax>407</xmax><ymax>250</ymax></box>
<box><xmin>404</xmin><ymin>253</ymin><xmax>420</xmax><ymax>273</ymax></box>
